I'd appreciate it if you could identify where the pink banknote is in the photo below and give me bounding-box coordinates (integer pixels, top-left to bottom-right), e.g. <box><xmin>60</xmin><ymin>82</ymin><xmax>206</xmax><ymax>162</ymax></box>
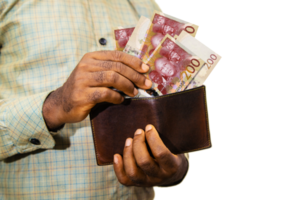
<box><xmin>145</xmin><ymin>35</ymin><xmax>205</xmax><ymax>95</ymax></box>
<box><xmin>176</xmin><ymin>31</ymin><xmax>222</xmax><ymax>89</ymax></box>
<box><xmin>114</xmin><ymin>27</ymin><xmax>135</xmax><ymax>51</ymax></box>
<box><xmin>141</xmin><ymin>12</ymin><xmax>198</xmax><ymax>62</ymax></box>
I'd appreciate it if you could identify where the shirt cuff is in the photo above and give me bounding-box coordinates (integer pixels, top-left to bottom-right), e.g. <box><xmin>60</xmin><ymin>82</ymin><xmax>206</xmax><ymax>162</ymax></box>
<box><xmin>155</xmin><ymin>153</ymin><xmax>192</xmax><ymax>189</ymax></box>
<box><xmin>1</xmin><ymin>92</ymin><xmax>56</xmax><ymax>158</ymax></box>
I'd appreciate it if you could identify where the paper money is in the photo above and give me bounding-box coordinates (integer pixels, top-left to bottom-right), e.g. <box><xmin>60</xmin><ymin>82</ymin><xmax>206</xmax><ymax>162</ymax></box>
<box><xmin>113</xmin><ymin>27</ymin><xmax>135</xmax><ymax>51</ymax></box>
<box><xmin>176</xmin><ymin>32</ymin><xmax>222</xmax><ymax>89</ymax></box>
<box><xmin>123</xmin><ymin>16</ymin><xmax>151</xmax><ymax>57</ymax></box>
<box><xmin>144</xmin><ymin>35</ymin><xmax>205</xmax><ymax>95</ymax></box>
<box><xmin>123</xmin><ymin>12</ymin><xmax>198</xmax><ymax>60</ymax></box>
<box><xmin>120</xmin><ymin>13</ymin><xmax>220</xmax><ymax>97</ymax></box>
<box><xmin>140</xmin><ymin>11</ymin><xmax>199</xmax><ymax>62</ymax></box>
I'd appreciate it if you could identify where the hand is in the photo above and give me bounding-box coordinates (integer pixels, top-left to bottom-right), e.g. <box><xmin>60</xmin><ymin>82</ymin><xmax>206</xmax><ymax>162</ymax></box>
<box><xmin>42</xmin><ymin>51</ymin><xmax>152</xmax><ymax>130</ymax></box>
<box><xmin>113</xmin><ymin>125</ymin><xmax>188</xmax><ymax>187</ymax></box>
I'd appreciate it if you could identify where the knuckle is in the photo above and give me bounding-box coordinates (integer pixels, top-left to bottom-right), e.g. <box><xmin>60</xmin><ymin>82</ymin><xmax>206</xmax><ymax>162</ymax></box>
<box><xmin>89</xmin><ymin>90</ymin><xmax>102</xmax><ymax>103</ymax></box>
<box><xmin>75</xmin><ymin>78</ymin><xmax>85</xmax><ymax>87</ymax></box>
<box><xmin>99</xmin><ymin>61</ymin><xmax>113</xmax><ymax>70</ymax></box>
<box><xmin>77</xmin><ymin>62</ymin><xmax>88</xmax><ymax>70</ymax></box>
<box><xmin>107</xmin><ymin>71</ymin><xmax>119</xmax><ymax>84</ymax></box>
<box><xmin>112</xmin><ymin>51</ymin><xmax>124</xmax><ymax>61</ymax></box>
<box><xmin>115</xmin><ymin>62</ymin><xmax>125</xmax><ymax>74</ymax></box>
<box><xmin>100</xmin><ymin>88</ymin><xmax>111</xmax><ymax>100</ymax></box>
<box><xmin>73</xmin><ymin>72</ymin><xmax>85</xmax><ymax>82</ymax></box>
<box><xmin>94</xmin><ymin>71</ymin><xmax>106</xmax><ymax>83</ymax></box>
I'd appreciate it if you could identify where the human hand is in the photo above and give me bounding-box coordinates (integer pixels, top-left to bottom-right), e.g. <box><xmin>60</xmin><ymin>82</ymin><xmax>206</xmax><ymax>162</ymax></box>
<box><xmin>42</xmin><ymin>51</ymin><xmax>152</xmax><ymax>130</ymax></box>
<box><xmin>113</xmin><ymin>125</ymin><xmax>188</xmax><ymax>187</ymax></box>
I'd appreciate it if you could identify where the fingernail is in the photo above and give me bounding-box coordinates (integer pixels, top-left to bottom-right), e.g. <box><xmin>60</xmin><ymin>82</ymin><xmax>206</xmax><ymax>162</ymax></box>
<box><xmin>135</xmin><ymin>129</ymin><xmax>142</xmax><ymax>135</ymax></box>
<box><xmin>125</xmin><ymin>138</ymin><xmax>132</xmax><ymax>147</ymax></box>
<box><xmin>142</xmin><ymin>63</ymin><xmax>149</xmax><ymax>71</ymax></box>
<box><xmin>145</xmin><ymin>79</ymin><xmax>152</xmax><ymax>87</ymax></box>
<box><xmin>145</xmin><ymin>125</ymin><xmax>152</xmax><ymax>132</ymax></box>
<box><xmin>133</xmin><ymin>88</ymin><xmax>138</xmax><ymax>96</ymax></box>
<box><xmin>114</xmin><ymin>155</ymin><xmax>118</xmax><ymax>164</ymax></box>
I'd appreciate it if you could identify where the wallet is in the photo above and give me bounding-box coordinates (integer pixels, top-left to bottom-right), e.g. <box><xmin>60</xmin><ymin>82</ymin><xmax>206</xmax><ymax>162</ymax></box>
<box><xmin>90</xmin><ymin>85</ymin><xmax>211</xmax><ymax>165</ymax></box>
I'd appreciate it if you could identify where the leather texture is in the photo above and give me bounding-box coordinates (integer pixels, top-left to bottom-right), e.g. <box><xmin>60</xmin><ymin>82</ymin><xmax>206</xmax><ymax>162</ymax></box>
<box><xmin>90</xmin><ymin>85</ymin><xmax>211</xmax><ymax>165</ymax></box>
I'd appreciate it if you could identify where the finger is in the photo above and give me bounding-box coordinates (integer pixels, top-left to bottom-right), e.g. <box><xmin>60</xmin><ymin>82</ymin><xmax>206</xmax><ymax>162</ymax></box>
<box><xmin>144</xmin><ymin>125</ymin><xmax>178</xmax><ymax>169</ymax></box>
<box><xmin>89</xmin><ymin>51</ymin><xmax>149</xmax><ymax>73</ymax></box>
<box><xmin>113</xmin><ymin>154</ymin><xmax>135</xmax><ymax>186</ymax></box>
<box><xmin>132</xmin><ymin>129</ymin><xmax>161</xmax><ymax>178</ymax></box>
<box><xmin>87</xmin><ymin>87</ymin><xmax>124</xmax><ymax>104</ymax></box>
<box><xmin>123</xmin><ymin>138</ymin><xmax>147</xmax><ymax>186</ymax></box>
<box><xmin>87</xmin><ymin>61</ymin><xmax>152</xmax><ymax>89</ymax></box>
<box><xmin>88</xmin><ymin>71</ymin><xmax>138</xmax><ymax>97</ymax></box>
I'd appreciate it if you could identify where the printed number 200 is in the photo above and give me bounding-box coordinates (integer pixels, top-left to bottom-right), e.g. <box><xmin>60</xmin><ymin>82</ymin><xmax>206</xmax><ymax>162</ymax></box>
<box><xmin>181</xmin><ymin>59</ymin><xmax>200</xmax><ymax>80</ymax></box>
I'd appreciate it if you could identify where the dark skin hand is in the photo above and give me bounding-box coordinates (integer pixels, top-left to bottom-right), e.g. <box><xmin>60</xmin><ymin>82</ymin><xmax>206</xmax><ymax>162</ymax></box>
<box><xmin>42</xmin><ymin>50</ymin><xmax>152</xmax><ymax>129</ymax></box>
<box><xmin>114</xmin><ymin>125</ymin><xmax>188</xmax><ymax>187</ymax></box>
<box><xmin>42</xmin><ymin>50</ymin><xmax>188</xmax><ymax>186</ymax></box>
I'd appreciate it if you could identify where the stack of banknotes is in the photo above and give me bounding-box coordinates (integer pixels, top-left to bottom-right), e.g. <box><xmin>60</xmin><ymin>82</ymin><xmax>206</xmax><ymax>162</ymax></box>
<box><xmin>113</xmin><ymin>11</ymin><xmax>221</xmax><ymax>97</ymax></box>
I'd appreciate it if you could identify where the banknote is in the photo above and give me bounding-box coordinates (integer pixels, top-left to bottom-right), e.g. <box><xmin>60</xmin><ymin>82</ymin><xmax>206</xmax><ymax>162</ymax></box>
<box><xmin>113</xmin><ymin>27</ymin><xmax>135</xmax><ymax>51</ymax></box>
<box><xmin>123</xmin><ymin>16</ymin><xmax>151</xmax><ymax>58</ymax></box>
<box><xmin>144</xmin><ymin>35</ymin><xmax>205</xmax><ymax>95</ymax></box>
<box><xmin>140</xmin><ymin>11</ymin><xmax>199</xmax><ymax>62</ymax></box>
<box><xmin>123</xmin><ymin>12</ymin><xmax>198</xmax><ymax>59</ymax></box>
<box><xmin>176</xmin><ymin>32</ymin><xmax>222</xmax><ymax>89</ymax></box>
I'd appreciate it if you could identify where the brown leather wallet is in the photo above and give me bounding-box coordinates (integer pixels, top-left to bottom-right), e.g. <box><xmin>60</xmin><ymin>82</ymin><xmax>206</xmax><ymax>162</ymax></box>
<box><xmin>90</xmin><ymin>85</ymin><xmax>211</xmax><ymax>165</ymax></box>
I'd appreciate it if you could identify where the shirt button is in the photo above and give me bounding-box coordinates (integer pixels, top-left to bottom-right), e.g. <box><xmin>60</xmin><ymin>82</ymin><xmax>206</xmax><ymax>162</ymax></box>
<box><xmin>30</xmin><ymin>138</ymin><xmax>41</xmax><ymax>145</ymax></box>
<box><xmin>99</xmin><ymin>38</ymin><xmax>107</xmax><ymax>45</ymax></box>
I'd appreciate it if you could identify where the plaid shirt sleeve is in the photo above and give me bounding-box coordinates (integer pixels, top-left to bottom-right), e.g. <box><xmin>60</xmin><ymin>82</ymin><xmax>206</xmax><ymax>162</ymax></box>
<box><xmin>0</xmin><ymin>91</ymin><xmax>57</xmax><ymax>160</ymax></box>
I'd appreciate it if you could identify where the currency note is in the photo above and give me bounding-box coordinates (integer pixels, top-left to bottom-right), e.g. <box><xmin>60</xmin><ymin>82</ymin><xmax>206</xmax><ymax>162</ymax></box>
<box><xmin>123</xmin><ymin>16</ymin><xmax>151</xmax><ymax>58</ymax></box>
<box><xmin>140</xmin><ymin>11</ymin><xmax>199</xmax><ymax>62</ymax></box>
<box><xmin>113</xmin><ymin>27</ymin><xmax>135</xmax><ymax>51</ymax></box>
<box><xmin>144</xmin><ymin>35</ymin><xmax>205</xmax><ymax>95</ymax></box>
<box><xmin>123</xmin><ymin>12</ymin><xmax>198</xmax><ymax>60</ymax></box>
<box><xmin>176</xmin><ymin>32</ymin><xmax>222</xmax><ymax>89</ymax></box>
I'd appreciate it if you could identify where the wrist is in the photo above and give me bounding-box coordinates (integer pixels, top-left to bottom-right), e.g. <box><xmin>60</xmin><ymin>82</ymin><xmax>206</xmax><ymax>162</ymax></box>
<box><xmin>42</xmin><ymin>89</ymin><xmax>66</xmax><ymax>131</ymax></box>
